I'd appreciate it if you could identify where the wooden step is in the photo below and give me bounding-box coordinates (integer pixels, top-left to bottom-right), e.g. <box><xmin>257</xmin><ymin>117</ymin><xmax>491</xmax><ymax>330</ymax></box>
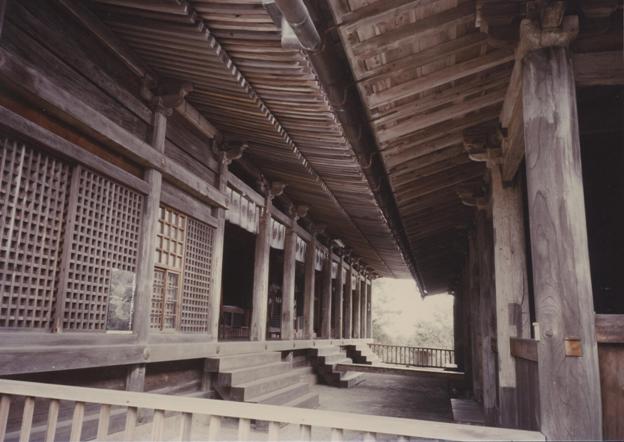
<box><xmin>206</xmin><ymin>352</ymin><xmax>282</xmax><ymax>372</ymax></box>
<box><xmin>250</xmin><ymin>382</ymin><xmax>311</xmax><ymax>405</ymax></box>
<box><xmin>230</xmin><ymin>370</ymin><xmax>302</xmax><ymax>401</ymax></box>
<box><xmin>313</xmin><ymin>345</ymin><xmax>341</xmax><ymax>357</ymax></box>
<box><xmin>217</xmin><ymin>361</ymin><xmax>291</xmax><ymax>385</ymax></box>
<box><xmin>320</xmin><ymin>353</ymin><xmax>352</xmax><ymax>365</ymax></box>
<box><xmin>338</xmin><ymin>372</ymin><xmax>367</xmax><ymax>388</ymax></box>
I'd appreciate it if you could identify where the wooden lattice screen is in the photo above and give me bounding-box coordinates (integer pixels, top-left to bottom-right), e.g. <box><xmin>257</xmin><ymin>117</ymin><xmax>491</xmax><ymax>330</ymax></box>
<box><xmin>181</xmin><ymin>218</ymin><xmax>214</xmax><ymax>333</ymax></box>
<box><xmin>151</xmin><ymin>207</ymin><xmax>215</xmax><ymax>332</ymax></box>
<box><xmin>0</xmin><ymin>139</ymin><xmax>70</xmax><ymax>329</ymax></box>
<box><xmin>62</xmin><ymin>167</ymin><xmax>143</xmax><ymax>330</ymax></box>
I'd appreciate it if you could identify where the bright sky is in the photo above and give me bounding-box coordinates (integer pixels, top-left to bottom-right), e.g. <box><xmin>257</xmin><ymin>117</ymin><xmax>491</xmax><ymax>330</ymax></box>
<box><xmin>373</xmin><ymin>278</ymin><xmax>454</xmax><ymax>343</ymax></box>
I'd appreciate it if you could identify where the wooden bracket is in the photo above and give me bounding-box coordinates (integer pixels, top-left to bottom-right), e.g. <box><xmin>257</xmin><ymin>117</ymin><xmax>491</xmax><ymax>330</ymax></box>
<box><xmin>270</xmin><ymin>181</ymin><xmax>286</xmax><ymax>198</ymax></box>
<box><xmin>141</xmin><ymin>75</ymin><xmax>193</xmax><ymax>115</ymax></box>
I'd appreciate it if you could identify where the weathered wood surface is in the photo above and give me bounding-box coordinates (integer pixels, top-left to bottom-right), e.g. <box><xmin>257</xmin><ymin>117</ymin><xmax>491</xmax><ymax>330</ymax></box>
<box><xmin>573</xmin><ymin>51</ymin><xmax>624</xmax><ymax>86</ymax></box>
<box><xmin>303</xmin><ymin>234</ymin><xmax>317</xmax><ymax>339</ymax></box>
<box><xmin>321</xmin><ymin>247</ymin><xmax>333</xmax><ymax>339</ymax></box>
<box><xmin>334</xmin><ymin>363</ymin><xmax>463</xmax><ymax>382</ymax></box>
<box><xmin>0</xmin><ymin>379</ymin><xmax>545</xmax><ymax>441</ymax></box>
<box><xmin>510</xmin><ymin>338</ymin><xmax>538</xmax><ymax>362</ymax></box>
<box><xmin>595</xmin><ymin>314</ymin><xmax>624</xmax><ymax>343</ymax></box>
<box><xmin>352</xmin><ymin>273</ymin><xmax>361</xmax><ymax>339</ymax></box>
<box><xmin>343</xmin><ymin>262</ymin><xmax>353</xmax><ymax>339</ymax></box>
<box><xmin>250</xmin><ymin>194</ymin><xmax>273</xmax><ymax>341</ymax></box>
<box><xmin>598</xmin><ymin>343</ymin><xmax>624</xmax><ymax>440</ymax></box>
<box><xmin>281</xmin><ymin>221</ymin><xmax>298</xmax><ymax>341</ymax></box>
<box><xmin>514</xmin><ymin>357</ymin><xmax>540</xmax><ymax>431</ymax></box>
<box><xmin>490</xmin><ymin>165</ymin><xmax>530</xmax><ymax>427</ymax></box>
<box><xmin>523</xmin><ymin>47</ymin><xmax>602</xmax><ymax>440</ymax></box>
<box><xmin>333</xmin><ymin>256</ymin><xmax>345</xmax><ymax>339</ymax></box>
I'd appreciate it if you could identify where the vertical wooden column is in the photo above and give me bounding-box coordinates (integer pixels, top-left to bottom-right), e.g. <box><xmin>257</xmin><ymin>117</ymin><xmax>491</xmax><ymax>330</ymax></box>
<box><xmin>303</xmin><ymin>230</ymin><xmax>318</xmax><ymax>339</ymax></box>
<box><xmin>0</xmin><ymin>0</ymin><xmax>7</xmax><ymax>38</ymax></box>
<box><xmin>281</xmin><ymin>206</ymin><xmax>306</xmax><ymax>341</ymax></box>
<box><xmin>453</xmin><ymin>291</ymin><xmax>464</xmax><ymax>371</ymax></box>
<box><xmin>523</xmin><ymin>45</ymin><xmax>602</xmax><ymax>440</ymax></box>
<box><xmin>208</xmin><ymin>142</ymin><xmax>245</xmax><ymax>341</ymax></box>
<box><xmin>343</xmin><ymin>256</ymin><xmax>353</xmax><ymax>339</ymax></box>
<box><xmin>250</xmin><ymin>182</ymin><xmax>284</xmax><ymax>341</ymax></box>
<box><xmin>352</xmin><ymin>270</ymin><xmax>361</xmax><ymax>339</ymax></box>
<box><xmin>333</xmin><ymin>252</ymin><xmax>344</xmax><ymax>339</ymax></box>
<box><xmin>367</xmin><ymin>278</ymin><xmax>373</xmax><ymax>339</ymax></box>
<box><xmin>320</xmin><ymin>245</ymin><xmax>333</xmax><ymax>339</ymax></box>
<box><xmin>476</xmin><ymin>209</ymin><xmax>497</xmax><ymax>426</ymax></box>
<box><xmin>133</xmin><ymin>107</ymin><xmax>167</xmax><ymax>342</ymax></box>
<box><xmin>467</xmin><ymin>233</ymin><xmax>483</xmax><ymax>403</ymax></box>
<box><xmin>360</xmin><ymin>275</ymin><xmax>367</xmax><ymax>339</ymax></box>
<box><xmin>490</xmin><ymin>163</ymin><xmax>531</xmax><ymax>427</ymax></box>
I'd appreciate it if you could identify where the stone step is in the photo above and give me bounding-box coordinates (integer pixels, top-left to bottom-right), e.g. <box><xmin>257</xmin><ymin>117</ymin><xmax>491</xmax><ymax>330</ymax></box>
<box><xmin>338</xmin><ymin>372</ymin><xmax>367</xmax><ymax>388</ymax></box>
<box><xmin>206</xmin><ymin>352</ymin><xmax>282</xmax><ymax>372</ymax></box>
<box><xmin>250</xmin><ymin>382</ymin><xmax>311</xmax><ymax>405</ymax></box>
<box><xmin>230</xmin><ymin>370</ymin><xmax>302</xmax><ymax>401</ymax></box>
<box><xmin>217</xmin><ymin>361</ymin><xmax>291</xmax><ymax>386</ymax></box>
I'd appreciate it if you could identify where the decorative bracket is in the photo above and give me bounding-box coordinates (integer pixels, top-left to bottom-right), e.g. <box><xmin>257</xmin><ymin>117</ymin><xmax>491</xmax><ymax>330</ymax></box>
<box><xmin>141</xmin><ymin>75</ymin><xmax>193</xmax><ymax>116</ymax></box>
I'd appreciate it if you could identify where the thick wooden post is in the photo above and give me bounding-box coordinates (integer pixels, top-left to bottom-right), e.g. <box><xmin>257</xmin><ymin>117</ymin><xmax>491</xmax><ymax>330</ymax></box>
<box><xmin>360</xmin><ymin>275</ymin><xmax>367</xmax><ymax>339</ymax></box>
<box><xmin>209</xmin><ymin>142</ymin><xmax>244</xmax><ymax>341</ymax></box>
<box><xmin>343</xmin><ymin>257</ymin><xmax>353</xmax><ymax>339</ymax></box>
<box><xmin>352</xmin><ymin>271</ymin><xmax>361</xmax><ymax>339</ymax></box>
<box><xmin>523</xmin><ymin>45</ymin><xmax>602</xmax><ymax>440</ymax></box>
<box><xmin>490</xmin><ymin>164</ymin><xmax>531</xmax><ymax>426</ymax></box>
<box><xmin>281</xmin><ymin>206</ymin><xmax>307</xmax><ymax>340</ymax></box>
<box><xmin>320</xmin><ymin>245</ymin><xmax>333</xmax><ymax>339</ymax></box>
<box><xmin>367</xmin><ymin>279</ymin><xmax>372</xmax><ymax>339</ymax></box>
<box><xmin>476</xmin><ymin>209</ymin><xmax>497</xmax><ymax>426</ymax></box>
<box><xmin>467</xmin><ymin>233</ymin><xmax>483</xmax><ymax>403</ymax></box>
<box><xmin>251</xmin><ymin>182</ymin><xmax>284</xmax><ymax>341</ymax></box>
<box><xmin>453</xmin><ymin>291</ymin><xmax>464</xmax><ymax>371</ymax></box>
<box><xmin>133</xmin><ymin>107</ymin><xmax>167</xmax><ymax>342</ymax></box>
<box><xmin>333</xmin><ymin>253</ymin><xmax>344</xmax><ymax>339</ymax></box>
<box><xmin>303</xmin><ymin>231</ymin><xmax>317</xmax><ymax>339</ymax></box>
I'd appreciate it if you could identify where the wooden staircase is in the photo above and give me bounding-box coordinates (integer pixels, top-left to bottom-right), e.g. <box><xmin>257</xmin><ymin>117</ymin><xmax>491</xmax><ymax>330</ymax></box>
<box><xmin>311</xmin><ymin>345</ymin><xmax>366</xmax><ymax>388</ymax></box>
<box><xmin>207</xmin><ymin>351</ymin><xmax>319</xmax><ymax>409</ymax></box>
<box><xmin>345</xmin><ymin>343</ymin><xmax>381</xmax><ymax>365</ymax></box>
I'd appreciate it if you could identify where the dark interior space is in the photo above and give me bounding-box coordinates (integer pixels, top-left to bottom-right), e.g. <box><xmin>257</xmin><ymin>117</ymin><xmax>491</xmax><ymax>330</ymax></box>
<box><xmin>220</xmin><ymin>223</ymin><xmax>256</xmax><ymax>340</ymax></box>
<box><xmin>578</xmin><ymin>86</ymin><xmax>624</xmax><ymax>313</ymax></box>
<box><xmin>267</xmin><ymin>248</ymin><xmax>284</xmax><ymax>339</ymax></box>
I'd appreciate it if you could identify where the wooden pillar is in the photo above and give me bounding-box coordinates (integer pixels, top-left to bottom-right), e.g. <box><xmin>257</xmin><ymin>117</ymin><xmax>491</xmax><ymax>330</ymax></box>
<box><xmin>490</xmin><ymin>164</ymin><xmax>531</xmax><ymax>427</ymax></box>
<box><xmin>281</xmin><ymin>206</ymin><xmax>307</xmax><ymax>341</ymax></box>
<box><xmin>133</xmin><ymin>106</ymin><xmax>167</xmax><ymax>342</ymax></box>
<box><xmin>523</xmin><ymin>44</ymin><xmax>602</xmax><ymax>440</ymax></box>
<box><xmin>343</xmin><ymin>256</ymin><xmax>353</xmax><ymax>339</ymax></box>
<box><xmin>352</xmin><ymin>270</ymin><xmax>361</xmax><ymax>339</ymax></box>
<box><xmin>0</xmin><ymin>0</ymin><xmax>7</xmax><ymax>38</ymax></box>
<box><xmin>126</xmin><ymin>365</ymin><xmax>146</xmax><ymax>392</ymax></box>
<box><xmin>303</xmin><ymin>229</ymin><xmax>318</xmax><ymax>339</ymax></box>
<box><xmin>467</xmin><ymin>233</ymin><xmax>483</xmax><ymax>403</ymax></box>
<box><xmin>250</xmin><ymin>182</ymin><xmax>284</xmax><ymax>341</ymax></box>
<box><xmin>360</xmin><ymin>275</ymin><xmax>367</xmax><ymax>339</ymax></box>
<box><xmin>453</xmin><ymin>291</ymin><xmax>464</xmax><ymax>371</ymax></box>
<box><xmin>320</xmin><ymin>245</ymin><xmax>333</xmax><ymax>339</ymax></box>
<box><xmin>367</xmin><ymin>279</ymin><xmax>372</xmax><ymax>339</ymax></box>
<box><xmin>333</xmin><ymin>252</ymin><xmax>344</xmax><ymax>339</ymax></box>
<box><xmin>476</xmin><ymin>209</ymin><xmax>497</xmax><ymax>426</ymax></box>
<box><xmin>209</xmin><ymin>142</ymin><xmax>245</xmax><ymax>341</ymax></box>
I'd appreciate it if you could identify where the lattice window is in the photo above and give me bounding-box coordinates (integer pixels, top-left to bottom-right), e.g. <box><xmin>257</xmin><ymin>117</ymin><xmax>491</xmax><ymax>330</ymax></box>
<box><xmin>0</xmin><ymin>138</ymin><xmax>70</xmax><ymax>329</ymax></box>
<box><xmin>151</xmin><ymin>206</ymin><xmax>185</xmax><ymax>330</ymax></box>
<box><xmin>180</xmin><ymin>218</ymin><xmax>214</xmax><ymax>333</ymax></box>
<box><xmin>151</xmin><ymin>206</ymin><xmax>214</xmax><ymax>333</ymax></box>
<box><xmin>63</xmin><ymin>167</ymin><xmax>143</xmax><ymax>330</ymax></box>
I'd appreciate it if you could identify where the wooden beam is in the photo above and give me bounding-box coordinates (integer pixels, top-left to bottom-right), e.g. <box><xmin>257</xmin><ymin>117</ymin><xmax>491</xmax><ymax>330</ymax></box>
<box><xmin>367</xmin><ymin>48</ymin><xmax>514</xmax><ymax>109</ymax></box>
<box><xmin>510</xmin><ymin>338</ymin><xmax>538</xmax><ymax>362</ymax></box>
<box><xmin>0</xmin><ymin>47</ymin><xmax>226</xmax><ymax>208</ymax></box>
<box><xmin>334</xmin><ymin>363</ymin><xmax>464</xmax><ymax>381</ymax></box>
<box><xmin>523</xmin><ymin>46</ymin><xmax>602</xmax><ymax>440</ymax></box>
<box><xmin>595</xmin><ymin>314</ymin><xmax>624</xmax><ymax>344</ymax></box>
<box><xmin>573</xmin><ymin>51</ymin><xmax>624</xmax><ymax>86</ymax></box>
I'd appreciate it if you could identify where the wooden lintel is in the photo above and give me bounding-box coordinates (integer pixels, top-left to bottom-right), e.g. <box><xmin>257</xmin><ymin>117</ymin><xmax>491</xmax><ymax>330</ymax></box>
<box><xmin>573</xmin><ymin>51</ymin><xmax>624</xmax><ymax>87</ymax></box>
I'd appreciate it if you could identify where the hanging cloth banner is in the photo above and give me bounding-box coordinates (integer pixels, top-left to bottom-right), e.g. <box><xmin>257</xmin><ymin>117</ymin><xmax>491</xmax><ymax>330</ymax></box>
<box><xmin>270</xmin><ymin>218</ymin><xmax>286</xmax><ymax>250</ymax></box>
<box><xmin>226</xmin><ymin>186</ymin><xmax>259</xmax><ymax>234</ymax></box>
<box><xmin>315</xmin><ymin>247</ymin><xmax>327</xmax><ymax>271</ymax></box>
<box><xmin>295</xmin><ymin>236</ymin><xmax>307</xmax><ymax>263</ymax></box>
<box><xmin>331</xmin><ymin>260</ymin><xmax>338</xmax><ymax>279</ymax></box>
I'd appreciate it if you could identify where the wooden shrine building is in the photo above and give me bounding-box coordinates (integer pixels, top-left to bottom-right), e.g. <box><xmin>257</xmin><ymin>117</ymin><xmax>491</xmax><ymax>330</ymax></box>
<box><xmin>0</xmin><ymin>0</ymin><xmax>622</xmax><ymax>440</ymax></box>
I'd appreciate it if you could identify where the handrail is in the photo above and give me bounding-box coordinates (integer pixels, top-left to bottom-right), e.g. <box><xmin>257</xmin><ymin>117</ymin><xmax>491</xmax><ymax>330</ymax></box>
<box><xmin>370</xmin><ymin>343</ymin><xmax>455</xmax><ymax>369</ymax></box>
<box><xmin>0</xmin><ymin>379</ymin><xmax>544</xmax><ymax>441</ymax></box>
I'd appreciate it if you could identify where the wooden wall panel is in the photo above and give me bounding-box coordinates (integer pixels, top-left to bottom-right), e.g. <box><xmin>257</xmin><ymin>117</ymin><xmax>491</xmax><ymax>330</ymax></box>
<box><xmin>598</xmin><ymin>343</ymin><xmax>624</xmax><ymax>440</ymax></box>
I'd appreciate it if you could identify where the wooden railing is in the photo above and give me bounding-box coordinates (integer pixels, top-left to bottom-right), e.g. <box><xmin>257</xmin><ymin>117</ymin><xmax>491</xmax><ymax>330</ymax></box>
<box><xmin>0</xmin><ymin>379</ymin><xmax>544</xmax><ymax>442</ymax></box>
<box><xmin>370</xmin><ymin>343</ymin><xmax>455</xmax><ymax>368</ymax></box>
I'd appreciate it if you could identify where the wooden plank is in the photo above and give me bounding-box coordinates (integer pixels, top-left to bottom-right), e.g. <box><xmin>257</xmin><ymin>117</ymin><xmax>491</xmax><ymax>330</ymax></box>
<box><xmin>333</xmin><ymin>255</ymin><xmax>345</xmax><ymax>339</ymax></box>
<box><xmin>268</xmin><ymin>421</ymin><xmax>280</xmax><ymax>441</ymax></box>
<box><xmin>178</xmin><ymin>412</ymin><xmax>192</xmax><ymax>441</ymax></box>
<box><xmin>237</xmin><ymin>418</ymin><xmax>251</xmax><ymax>441</ymax></box>
<box><xmin>18</xmin><ymin>396</ymin><xmax>35</xmax><ymax>442</ymax></box>
<box><xmin>573</xmin><ymin>51</ymin><xmax>624</xmax><ymax>86</ymax></box>
<box><xmin>0</xmin><ymin>47</ymin><xmax>226</xmax><ymax>208</ymax></box>
<box><xmin>0</xmin><ymin>395</ymin><xmax>9</xmax><ymax>442</ymax></box>
<box><xmin>45</xmin><ymin>400</ymin><xmax>60</xmax><ymax>442</ymax></box>
<box><xmin>523</xmin><ymin>47</ymin><xmax>602</xmax><ymax>440</ymax></box>
<box><xmin>367</xmin><ymin>49</ymin><xmax>514</xmax><ymax>109</ymax></box>
<box><xmin>343</xmin><ymin>259</ymin><xmax>353</xmax><ymax>339</ymax></box>
<box><xmin>151</xmin><ymin>409</ymin><xmax>165</xmax><ymax>441</ymax></box>
<box><xmin>124</xmin><ymin>406</ymin><xmax>137</xmax><ymax>441</ymax></box>
<box><xmin>96</xmin><ymin>404</ymin><xmax>111</xmax><ymax>441</ymax></box>
<box><xmin>598</xmin><ymin>343</ymin><xmax>624</xmax><ymax>440</ymax></box>
<box><xmin>281</xmin><ymin>219</ymin><xmax>297</xmax><ymax>341</ymax></box>
<box><xmin>300</xmin><ymin>424</ymin><xmax>312</xmax><ymax>441</ymax></box>
<box><xmin>595</xmin><ymin>314</ymin><xmax>624</xmax><ymax>343</ymax></box>
<box><xmin>161</xmin><ymin>181</ymin><xmax>218</xmax><ymax>228</ymax></box>
<box><xmin>207</xmin><ymin>415</ymin><xmax>221</xmax><ymax>442</ymax></box>
<box><xmin>69</xmin><ymin>402</ymin><xmax>85</xmax><ymax>442</ymax></box>
<box><xmin>250</xmin><ymin>194</ymin><xmax>273</xmax><ymax>341</ymax></box>
<box><xmin>334</xmin><ymin>363</ymin><xmax>464</xmax><ymax>381</ymax></box>
<box><xmin>321</xmin><ymin>245</ymin><xmax>333</xmax><ymax>339</ymax></box>
<box><xmin>510</xmin><ymin>338</ymin><xmax>538</xmax><ymax>362</ymax></box>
